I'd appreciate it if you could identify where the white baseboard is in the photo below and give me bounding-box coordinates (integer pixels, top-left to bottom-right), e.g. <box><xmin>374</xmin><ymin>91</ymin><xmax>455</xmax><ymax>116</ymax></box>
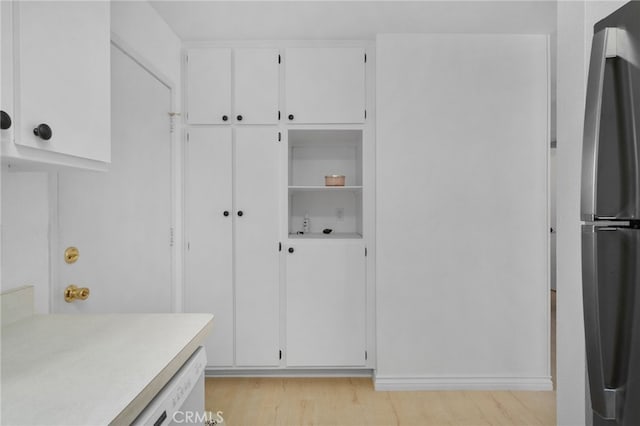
<box><xmin>206</xmin><ymin>368</ymin><xmax>374</xmax><ymax>378</ymax></box>
<box><xmin>373</xmin><ymin>375</ymin><xmax>553</xmax><ymax>391</ymax></box>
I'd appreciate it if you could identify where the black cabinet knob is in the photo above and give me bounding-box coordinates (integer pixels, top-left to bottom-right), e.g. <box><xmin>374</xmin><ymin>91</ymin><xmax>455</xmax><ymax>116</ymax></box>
<box><xmin>288</xmin><ymin>114</ymin><xmax>294</xmax><ymax>121</ymax></box>
<box><xmin>223</xmin><ymin>211</ymin><xmax>230</xmax><ymax>217</ymax></box>
<box><xmin>222</xmin><ymin>115</ymin><xmax>228</xmax><ymax>122</ymax></box>
<box><xmin>1</xmin><ymin>110</ymin><xmax>12</xmax><ymax>130</ymax></box>
<box><xmin>33</xmin><ymin>123</ymin><xmax>52</xmax><ymax>140</ymax></box>
<box><xmin>288</xmin><ymin>247</ymin><xmax>294</xmax><ymax>253</ymax></box>
<box><xmin>236</xmin><ymin>115</ymin><xmax>243</xmax><ymax>121</ymax></box>
<box><xmin>237</xmin><ymin>210</ymin><xmax>244</xmax><ymax>217</ymax></box>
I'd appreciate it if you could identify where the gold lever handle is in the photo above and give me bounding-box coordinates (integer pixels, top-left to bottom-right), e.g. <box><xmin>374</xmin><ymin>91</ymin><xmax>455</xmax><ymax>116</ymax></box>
<box><xmin>64</xmin><ymin>285</ymin><xmax>90</xmax><ymax>303</ymax></box>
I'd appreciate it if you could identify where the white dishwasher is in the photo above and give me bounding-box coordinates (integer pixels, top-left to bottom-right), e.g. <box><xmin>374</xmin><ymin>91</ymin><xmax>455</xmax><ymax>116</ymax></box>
<box><xmin>133</xmin><ymin>346</ymin><xmax>208</xmax><ymax>426</ymax></box>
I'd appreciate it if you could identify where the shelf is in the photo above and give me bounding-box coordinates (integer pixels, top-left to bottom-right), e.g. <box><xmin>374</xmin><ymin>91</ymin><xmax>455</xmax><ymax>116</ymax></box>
<box><xmin>287</xmin><ymin>129</ymin><xmax>364</xmax><ymax>237</ymax></box>
<box><xmin>288</xmin><ymin>129</ymin><xmax>363</xmax><ymax>187</ymax></box>
<box><xmin>288</xmin><ymin>186</ymin><xmax>363</xmax><ymax>192</ymax></box>
<box><xmin>289</xmin><ymin>232</ymin><xmax>363</xmax><ymax>239</ymax></box>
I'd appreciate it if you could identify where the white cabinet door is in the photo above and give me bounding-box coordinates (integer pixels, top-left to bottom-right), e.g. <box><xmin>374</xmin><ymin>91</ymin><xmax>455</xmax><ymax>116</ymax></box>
<box><xmin>286</xmin><ymin>241</ymin><xmax>366</xmax><ymax>366</ymax></box>
<box><xmin>234</xmin><ymin>127</ymin><xmax>280</xmax><ymax>366</ymax></box>
<box><xmin>185</xmin><ymin>127</ymin><xmax>234</xmax><ymax>367</ymax></box>
<box><xmin>285</xmin><ymin>48</ymin><xmax>365</xmax><ymax>124</ymax></box>
<box><xmin>1</xmin><ymin>1</ymin><xmax>14</xmax><ymax>145</ymax></box>
<box><xmin>13</xmin><ymin>1</ymin><xmax>110</xmax><ymax>162</ymax></box>
<box><xmin>186</xmin><ymin>48</ymin><xmax>231</xmax><ymax>124</ymax></box>
<box><xmin>235</xmin><ymin>49</ymin><xmax>279</xmax><ymax>124</ymax></box>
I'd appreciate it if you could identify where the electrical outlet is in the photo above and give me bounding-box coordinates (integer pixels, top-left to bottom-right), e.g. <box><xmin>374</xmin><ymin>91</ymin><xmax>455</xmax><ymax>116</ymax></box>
<box><xmin>336</xmin><ymin>207</ymin><xmax>344</xmax><ymax>222</ymax></box>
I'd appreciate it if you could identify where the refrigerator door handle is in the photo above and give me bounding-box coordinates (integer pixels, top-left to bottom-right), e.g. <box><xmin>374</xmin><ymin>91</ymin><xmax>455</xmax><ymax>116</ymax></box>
<box><xmin>582</xmin><ymin>28</ymin><xmax>620</xmax><ymax>222</ymax></box>
<box><xmin>581</xmin><ymin>27</ymin><xmax>639</xmax><ymax>222</ymax></box>
<box><xmin>582</xmin><ymin>227</ymin><xmax>619</xmax><ymax>420</ymax></box>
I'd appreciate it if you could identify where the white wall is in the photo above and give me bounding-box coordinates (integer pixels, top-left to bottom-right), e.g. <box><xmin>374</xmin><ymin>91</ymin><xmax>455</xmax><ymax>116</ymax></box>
<box><xmin>376</xmin><ymin>34</ymin><xmax>550</xmax><ymax>390</ymax></box>
<box><xmin>1</xmin><ymin>170</ymin><xmax>50</xmax><ymax>313</ymax></box>
<box><xmin>555</xmin><ymin>1</ymin><xmax>626</xmax><ymax>424</ymax></box>
<box><xmin>111</xmin><ymin>1</ymin><xmax>181</xmax><ymax>97</ymax></box>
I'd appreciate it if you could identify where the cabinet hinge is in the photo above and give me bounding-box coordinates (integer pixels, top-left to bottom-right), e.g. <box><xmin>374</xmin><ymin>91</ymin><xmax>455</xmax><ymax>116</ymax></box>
<box><xmin>279</xmin><ymin>350</ymin><xmax>283</xmax><ymax>360</ymax></box>
<box><xmin>364</xmin><ymin>53</ymin><xmax>367</xmax><ymax>63</ymax></box>
<box><xmin>364</xmin><ymin>110</ymin><xmax>367</xmax><ymax>120</ymax></box>
<box><xmin>365</xmin><ymin>351</ymin><xmax>368</xmax><ymax>360</ymax></box>
<box><xmin>278</xmin><ymin>110</ymin><xmax>281</xmax><ymax>121</ymax></box>
<box><xmin>278</xmin><ymin>132</ymin><xmax>282</xmax><ymax>142</ymax></box>
<box><xmin>170</xmin><ymin>227</ymin><xmax>174</xmax><ymax>247</ymax></box>
<box><xmin>279</xmin><ymin>242</ymin><xmax>282</xmax><ymax>251</ymax></box>
<box><xmin>185</xmin><ymin>54</ymin><xmax>189</xmax><ymax>63</ymax></box>
<box><xmin>186</xmin><ymin>132</ymin><xmax>190</xmax><ymax>142</ymax></box>
<box><xmin>187</xmin><ymin>242</ymin><xmax>191</xmax><ymax>251</ymax></box>
<box><xmin>365</xmin><ymin>247</ymin><xmax>368</xmax><ymax>257</ymax></box>
<box><xmin>278</xmin><ymin>54</ymin><xmax>281</xmax><ymax>64</ymax></box>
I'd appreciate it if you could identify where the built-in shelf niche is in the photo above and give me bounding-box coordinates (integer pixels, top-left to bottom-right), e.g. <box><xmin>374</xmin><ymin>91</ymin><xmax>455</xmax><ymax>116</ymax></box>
<box><xmin>288</xmin><ymin>129</ymin><xmax>363</xmax><ymax>238</ymax></box>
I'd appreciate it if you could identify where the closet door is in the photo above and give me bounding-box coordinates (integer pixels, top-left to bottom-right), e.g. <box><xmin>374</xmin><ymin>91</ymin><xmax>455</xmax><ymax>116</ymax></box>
<box><xmin>285</xmin><ymin>47</ymin><xmax>365</xmax><ymax>124</ymax></box>
<box><xmin>55</xmin><ymin>45</ymin><xmax>171</xmax><ymax>313</ymax></box>
<box><xmin>234</xmin><ymin>48</ymin><xmax>279</xmax><ymax>124</ymax></box>
<box><xmin>186</xmin><ymin>48</ymin><xmax>231</xmax><ymax>124</ymax></box>
<box><xmin>184</xmin><ymin>127</ymin><xmax>234</xmax><ymax>367</ymax></box>
<box><xmin>234</xmin><ymin>127</ymin><xmax>281</xmax><ymax>366</ymax></box>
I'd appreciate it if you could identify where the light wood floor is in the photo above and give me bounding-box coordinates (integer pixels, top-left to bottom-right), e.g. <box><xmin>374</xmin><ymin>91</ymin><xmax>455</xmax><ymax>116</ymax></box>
<box><xmin>205</xmin><ymin>378</ymin><xmax>556</xmax><ymax>426</ymax></box>
<box><xmin>205</xmin><ymin>292</ymin><xmax>557</xmax><ymax>426</ymax></box>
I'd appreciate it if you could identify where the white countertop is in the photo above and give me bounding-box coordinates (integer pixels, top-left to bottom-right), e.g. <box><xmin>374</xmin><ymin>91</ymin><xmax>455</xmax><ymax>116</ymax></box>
<box><xmin>1</xmin><ymin>313</ymin><xmax>213</xmax><ymax>425</ymax></box>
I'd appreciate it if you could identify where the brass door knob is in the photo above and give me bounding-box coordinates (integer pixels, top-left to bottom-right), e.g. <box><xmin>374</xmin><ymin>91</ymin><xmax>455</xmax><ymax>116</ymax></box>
<box><xmin>64</xmin><ymin>285</ymin><xmax>90</xmax><ymax>302</ymax></box>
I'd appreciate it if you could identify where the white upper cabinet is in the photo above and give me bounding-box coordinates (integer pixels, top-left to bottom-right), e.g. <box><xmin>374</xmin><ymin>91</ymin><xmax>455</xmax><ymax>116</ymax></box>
<box><xmin>1</xmin><ymin>1</ymin><xmax>110</xmax><ymax>169</ymax></box>
<box><xmin>186</xmin><ymin>48</ymin><xmax>232</xmax><ymax>125</ymax></box>
<box><xmin>234</xmin><ymin>49</ymin><xmax>279</xmax><ymax>124</ymax></box>
<box><xmin>285</xmin><ymin>47</ymin><xmax>366</xmax><ymax>124</ymax></box>
<box><xmin>186</xmin><ymin>48</ymin><xmax>279</xmax><ymax>125</ymax></box>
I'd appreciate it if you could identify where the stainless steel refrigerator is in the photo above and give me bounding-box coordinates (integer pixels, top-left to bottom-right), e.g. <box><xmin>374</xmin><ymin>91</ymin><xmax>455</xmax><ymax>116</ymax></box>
<box><xmin>581</xmin><ymin>2</ymin><xmax>640</xmax><ymax>425</ymax></box>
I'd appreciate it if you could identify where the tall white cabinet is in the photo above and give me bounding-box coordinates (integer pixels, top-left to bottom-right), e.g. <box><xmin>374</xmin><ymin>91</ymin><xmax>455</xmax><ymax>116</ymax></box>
<box><xmin>184</xmin><ymin>127</ymin><xmax>280</xmax><ymax>367</ymax></box>
<box><xmin>234</xmin><ymin>127</ymin><xmax>280</xmax><ymax>367</ymax></box>
<box><xmin>184</xmin><ymin>127</ymin><xmax>234</xmax><ymax>366</ymax></box>
<box><xmin>184</xmin><ymin>43</ymin><xmax>372</xmax><ymax>370</ymax></box>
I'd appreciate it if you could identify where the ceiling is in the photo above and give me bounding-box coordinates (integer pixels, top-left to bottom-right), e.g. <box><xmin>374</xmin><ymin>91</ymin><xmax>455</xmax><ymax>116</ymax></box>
<box><xmin>149</xmin><ymin>1</ymin><xmax>557</xmax><ymax>42</ymax></box>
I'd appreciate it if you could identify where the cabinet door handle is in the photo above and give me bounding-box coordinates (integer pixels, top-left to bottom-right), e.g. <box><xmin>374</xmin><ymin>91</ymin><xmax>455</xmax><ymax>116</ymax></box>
<box><xmin>288</xmin><ymin>114</ymin><xmax>294</xmax><ymax>121</ymax></box>
<box><xmin>236</xmin><ymin>115</ymin><xmax>243</xmax><ymax>121</ymax></box>
<box><xmin>288</xmin><ymin>247</ymin><xmax>294</xmax><ymax>253</ymax></box>
<box><xmin>222</xmin><ymin>115</ymin><xmax>228</xmax><ymax>122</ymax></box>
<box><xmin>223</xmin><ymin>211</ymin><xmax>230</xmax><ymax>217</ymax></box>
<box><xmin>33</xmin><ymin>123</ymin><xmax>52</xmax><ymax>141</ymax></box>
<box><xmin>237</xmin><ymin>210</ymin><xmax>244</xmax><ymax>217</ymax></box>
<box><xmin>0</xmin><ymin>111</ymin><xmax>12</xmax><ymax>130</ymax></box>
